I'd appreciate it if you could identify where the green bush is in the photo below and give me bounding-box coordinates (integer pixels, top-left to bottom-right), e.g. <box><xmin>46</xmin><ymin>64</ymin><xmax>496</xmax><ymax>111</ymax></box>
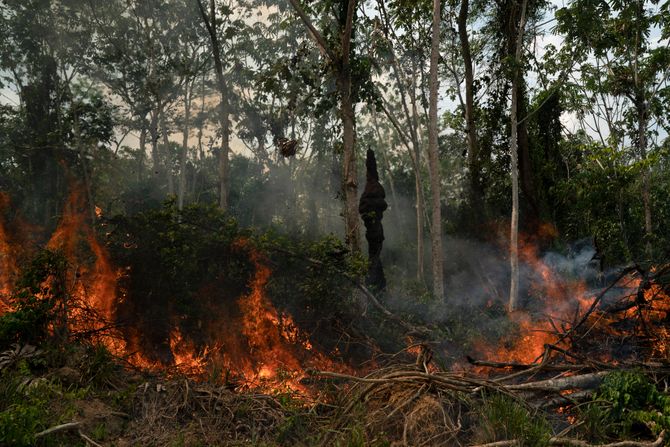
<box><xmin>582</xmin><ymin>371</ymin><xmax>670</xmax><ymax>440</ymax></box>
<box><xmin>0</xmin><ymin>250</ymin><xmax>68</xmax><ymax>349</ymax></box>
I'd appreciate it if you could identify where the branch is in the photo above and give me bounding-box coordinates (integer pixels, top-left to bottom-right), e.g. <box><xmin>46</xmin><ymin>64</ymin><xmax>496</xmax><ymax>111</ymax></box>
<box><xmin>35</xmin><ymin>421</ymin><xmax>82</xmax><ymax>438</ymax></box>
<box><xmin>470</xmin><ymin>430</ymin><xmax>666</xmax><ymax>447</ymax></box>
<box><xmin>549</xmin><ymin>430</ymin><xmax>665</xmax><ymax>447</ymax></box>
<box><xmin>341</xmin><ymin>0</ymin><xmax>358</xmax><ymax>68</ymax></box>
<box><xmin>286</xmin><ymin>0</ymin><xmax>338</xmax><ymax>63</ymax></box>
<box><xmin>505</xmin><ymin>371</ymin><xmax>609</xmax><ymax>392</ymax></box>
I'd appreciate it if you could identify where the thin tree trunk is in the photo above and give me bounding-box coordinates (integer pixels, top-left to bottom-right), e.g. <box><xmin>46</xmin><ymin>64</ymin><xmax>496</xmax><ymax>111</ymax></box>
<box><xmin>286</xmin><ymin>0</ymin><xmax>359</xmax><ymax>252</ymax></box>
<box><xmin>638</xmin><ymin>101</ymin><xmax>652</xmax><ymax>256</ymax></box>
<box><xmin>139</xmin><ymin>124</ymin><xmax>147</xmax><ymax>183</ymax></box>
<box><xmin>509</xmin><ymin>0</ymin><xmax>528</xmax><ymax>312</ymax></box>
<box><xmin>178</xmin><ymin>82</ymin><xmax>191</xmax><ymax>210</ymax></box>
<box><xmin>457</xmin><ymin>0</ymin><xmax>481</xmax><ymax>200</ymax></box>
<box><xmin>160</xmin><ymin>107</ymin><xmax>175</xmax><ymax>196</ymax></box>
<box><xmin>150</xmin><ymin>108</ymin><xmax>159</xmax><ymax>178</ymax></box>
<box><xmin>197</xmin><ymin>0</ymin><xmax>231</xmax><ymax>211</ymax></box>
<box><xmin>428</xmin><ymin>0</ymin><xmax>444</xmax><ymax>299</ymax></box>
<box><xmin>197</xmin><ymin>72</ymin><xmax>205</xmax><ymax>161</ymax></box>
<box><xmin>73</xmin><ymin>117</ymin><xmax>96</xmax><ymax>223</ymax></box>
<box><xmin>338</xmin><ymin>71</ymin><xmax>360</xmax><ymax>252</ymax></box>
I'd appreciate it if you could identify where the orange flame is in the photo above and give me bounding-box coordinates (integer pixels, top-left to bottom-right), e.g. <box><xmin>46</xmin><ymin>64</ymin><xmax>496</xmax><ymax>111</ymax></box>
<box><xmin>0</xmin><ymin>192</ymin><xmax>20</xmax><ymax>314</ymax></box>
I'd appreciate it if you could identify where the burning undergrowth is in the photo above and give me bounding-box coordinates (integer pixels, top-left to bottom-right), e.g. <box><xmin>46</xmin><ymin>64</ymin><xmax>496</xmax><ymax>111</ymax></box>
<box><xmin>0</xmin><ymin>187</ymin><xmax>366</xmax><ymax>392</ymax></box>
<box><xmin>4</xmin><ymin>189</ymin><xmax>670</xmax><ymax>445</ymax></box>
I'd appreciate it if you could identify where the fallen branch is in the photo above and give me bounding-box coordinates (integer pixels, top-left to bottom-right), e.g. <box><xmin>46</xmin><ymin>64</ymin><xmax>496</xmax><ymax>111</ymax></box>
<box><xmin>549</xmin><ymin>429</ymin><xmax>665</xmax><ymax>447</ymax></box>
<box><xmin>470</xmin><ymin>441</ymin><xmax>520</xmax><ymax>447</ymax></box>
<box><xmin>35</xmin><ymin>421</ymin><xmax>82</xmax><ymax>438</ymax></box>
<box><xmin>470</xmin><ymin>430</ymin><xmax>665</xmax><ymax>447</ymax></box>
<box><xmin>505</xmin><ymin>371</ymin><xmax>609</xmax><ymax>392</ymax></box>
<box><xmin>79</xmin><ymin>430</ymin><xmax>104</xmax><ymax>447</ymax></box>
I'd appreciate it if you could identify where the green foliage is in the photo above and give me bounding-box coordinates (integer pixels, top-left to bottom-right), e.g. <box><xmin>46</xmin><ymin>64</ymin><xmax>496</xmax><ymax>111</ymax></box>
<box><xmin>0</xmin><ymin>250</ymin><xmax>68</xmax><ymax>348</ymax></box>
<box><xmin>476</xmin><ymin>393</ymin><xmax>551</xmax><ymax>447</ymax></box>
<box><xmin>108</xmin><ymin>201</ymin><xmax>253</xmax><ymax>363</ymax></box>
<box><xmin>261</xmin><ymin>231</ymin><xmax>367</xmax><ymax>355</ymax></box>
<box><xmin>582</xmin><ymin>371</ymin><xmax>670</xmax><ymax>440</ymax></box>
<box><xmin>0</xmin><ymin>371</ymin><xmax>82</xmax><ymax>447</ymax></box>
<box><xmin>78</xmin><ymin>344</ymin><xmax>118</xmax><ymax>387</ymax></box>
<box><xmin>554</xmin><ymin>141</ymin><xmax>647</xmax><ymax>264</ymax></box>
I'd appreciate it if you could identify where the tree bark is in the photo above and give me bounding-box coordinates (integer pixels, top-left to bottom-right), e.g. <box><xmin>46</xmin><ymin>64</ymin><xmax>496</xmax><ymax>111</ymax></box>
<box><xmin>149</xmin><ymin>108</ymin><xmax>159</xmax><ymax>179</ymax></box>
<box><xmin>428</xmin><ymin>0</ymin><xmax>444</xmax><ymax>299</ymax></box>
<box><xmin>286</xmin><ymin>0</ymin><xmax>360</xmax><ymax>252</ymax></box>
<box><xmin>509</xmin><ymin>0</ymin><xmax>528</xmax><ymax>312</ymax></box>
<box><xmin>159</xmin><ymin>106</ymin><xmax>175</xmax><ymax>196</ymax></box>
<box><xmin>138</xmin><ymin>124</ymin><xmax>147</xmax><ymax>183</ymax></box>
<box><xmin>637</xmin><ymin>99</ymin><xmax>652</xmax><ymax>256</ymax></box>
<box><xmin>178</xmin><ymin>82</ymin><xmax>191</xmax><ymax>210</ymax></box>
<box><xmin>338</xmin><ymin>70</ymin><xmax>360</xmax><ymax>252</ymax></box>
<box><xmin>457</xmin><ymin>0</ymin><xmax>481</xmax><ymax>201</ymax></box>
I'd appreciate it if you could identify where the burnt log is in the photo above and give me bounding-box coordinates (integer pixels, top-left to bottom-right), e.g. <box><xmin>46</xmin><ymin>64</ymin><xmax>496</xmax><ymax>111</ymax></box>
<box><xmin>359</xmin><ymin>149</ymin><xmax>388</xmax><ymax>292</ymax></box>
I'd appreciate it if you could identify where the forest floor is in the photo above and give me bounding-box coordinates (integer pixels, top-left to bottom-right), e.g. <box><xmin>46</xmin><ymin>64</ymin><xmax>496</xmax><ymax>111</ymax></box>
<box><xmin>2</xmin><ymin>340</ymin><xmax>670</xmax><ymax>447</ymax></box>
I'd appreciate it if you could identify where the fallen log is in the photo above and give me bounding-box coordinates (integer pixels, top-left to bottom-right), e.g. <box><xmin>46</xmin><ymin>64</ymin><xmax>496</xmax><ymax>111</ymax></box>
<box><xmin>505</xmin><ymin>371</ymin><xmax>609</xmax><ymax>392</ymax></box>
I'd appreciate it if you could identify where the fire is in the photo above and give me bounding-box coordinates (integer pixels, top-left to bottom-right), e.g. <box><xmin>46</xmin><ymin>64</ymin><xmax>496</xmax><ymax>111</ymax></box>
<box><xmin>472</xmin><ymin>229</ymin><xmax>590</xmax><ymax>365</ymax></box>
<box><xmin>0</xmin><ymin>185</ymin><xmax>349</xmax><ymax>393</ymax></box>
<box><xmin>472</xmin><ymin>221</ymin><xmax>670</xmax><ymax>367</ymax></box>
<box><xmin>0</xmin><ymin>192</ymin><xmax>18</xmax><ymax>310</ymax></box>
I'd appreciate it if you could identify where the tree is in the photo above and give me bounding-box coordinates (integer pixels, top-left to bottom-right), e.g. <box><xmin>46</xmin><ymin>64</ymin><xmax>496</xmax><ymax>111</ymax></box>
<box><xmin>456</xmin><ymin>0</ymin><xmax>481</xmax><ymax>204</ymax></box>
<box><xmin>286</xmin><ymin>0</ymin><xmax>363</xmax><ymax>252</ymax></box>
<box><xmin>508</xmin><ymin>0</ymin><xmax>528</xmax><ymax>311</ymax></box>
<box><xmin>556</xmin><ymin>0</ymin><xmax>670</xmax><ymax>259</ymax></box>
<box><xmin>369</xmin><ymin>0</ymin><xmax>432</xmax><ymax>281</ymax></box>
<box><xmin>196</xmin><ymin>0</ymin><xmax>234</xmax><ymax>211</ymax></box>
<box><xmin>428</xmin><ymin>0</ymin><xmax>445</xmax><ymax>298</ymax></box>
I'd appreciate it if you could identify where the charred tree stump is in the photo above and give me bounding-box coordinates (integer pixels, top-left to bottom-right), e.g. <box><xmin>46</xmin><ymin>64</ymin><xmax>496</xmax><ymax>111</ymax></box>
<box><xmin>359</xmin><ymin>149</ymin><xmax>388</xmax><ymax>292</ymax></box>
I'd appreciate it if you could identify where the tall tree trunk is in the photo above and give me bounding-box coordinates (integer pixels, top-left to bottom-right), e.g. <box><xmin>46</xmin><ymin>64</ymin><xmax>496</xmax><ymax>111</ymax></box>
<box><xmin>178</xmin><ymin>83</ymin><xmax>191</xmax><ymax>210</ymax></box>
<box><xmin>197</xmin><ymin>0</ymin><xmax>230</xmax><ymax>211</ymax></box>
<box><xmin>638</xmin><ymin>99</ymin><xmax>652</xmax><ymax>256</ymax></box>
<box><xmin>410</xmin><ymin>69</ymin><xmax>427</xmax><ymax>282</ymax></box>
<box><xmin>73</xmin><ymin>117</ymin><xmax>96</xmax><ymax>223</ymax></box>
<box><xmin>509</xmin><ymin>0</ymin><xmax>528</xmax><ymax>312</ymax></box>
<box><xmin>415</xmin><ymin>175</ymin><xmax>425</xmax><ymax>281</ymax></box>
<box><xmin>197</xmin><ymin>72</ymin><xmax>205</xmax><ymax>161</ymax></box>
<box><xmin>138</xmin><ymin>124</ymin><xmax>147</xmax><ymax>183</ymax></box>
<box><xmin>150</xmin><ymin>108</ymin><xmax>159</xmax><ymax>179</ymax></box>
<box><xmin>160</xmin><ymin>107</ymin><xmax>175</xmax><ymax>196</ymax></box>
<box><xmin>428</xmin><ymin>0</ymin><xmax>444</xmax><ymax>299</ymax></box>
<box><xmin>457</xmin><ymin>0</ymin><xmax>481</xmax><ymax>201</ymax></box>
<box><xmin>286</xmin><ymin>0</ymin><xmax>360</xmax><ymax>252</ymax></box>
<box><xmin>338</xmin><ymin>70</ymin><xmax>360</xmax><ymax>252</ymax></box>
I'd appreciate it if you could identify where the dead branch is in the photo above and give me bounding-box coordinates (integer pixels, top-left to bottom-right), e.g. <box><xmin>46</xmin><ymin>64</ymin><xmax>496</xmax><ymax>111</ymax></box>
<box><xmin>470</xmin><ymin>441</ymin><xmax>520</xmax><ymax>447</ymax></box>
<box><xmin>470</xmin><ymin>430</ymin><xmax>666</xmax><ymax>447</ymax></box>
<box><xmin>35</xmin><ymin>421</ymin><xmax>82</xmax><ymax>438</ymax></box>
<box><xmin>505</xmin><ymin>371</ymin><xmax>609</xmax><ymax>392</ymax></box>
<box><xmin>556</xmin><ymin>266</ymin><xmax>638</xmax><ymax>345</ymax></box>
<box><xmin>549</xmin><ymin>429</ymin><xmax>665</xmax><ymax>447</ymax></box>
<box><xmin>79</xmin><ymin>430</ymin><xmax>104</xmax><ymax>447</ymax></box>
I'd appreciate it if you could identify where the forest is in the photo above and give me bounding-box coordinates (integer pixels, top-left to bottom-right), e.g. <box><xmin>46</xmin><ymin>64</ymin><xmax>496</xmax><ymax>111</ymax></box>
<box><xmin>1</xmin><ymin>0</ymin><xmax>670</xmax><ymax>445</ymax></box>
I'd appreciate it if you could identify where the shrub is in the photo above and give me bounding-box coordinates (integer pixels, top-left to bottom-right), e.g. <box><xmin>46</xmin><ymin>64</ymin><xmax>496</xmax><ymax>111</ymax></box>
<box><xmin>582</xmin><ymin>371</ymin><xmax>670</xmax><ymax>440</ymax></box>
